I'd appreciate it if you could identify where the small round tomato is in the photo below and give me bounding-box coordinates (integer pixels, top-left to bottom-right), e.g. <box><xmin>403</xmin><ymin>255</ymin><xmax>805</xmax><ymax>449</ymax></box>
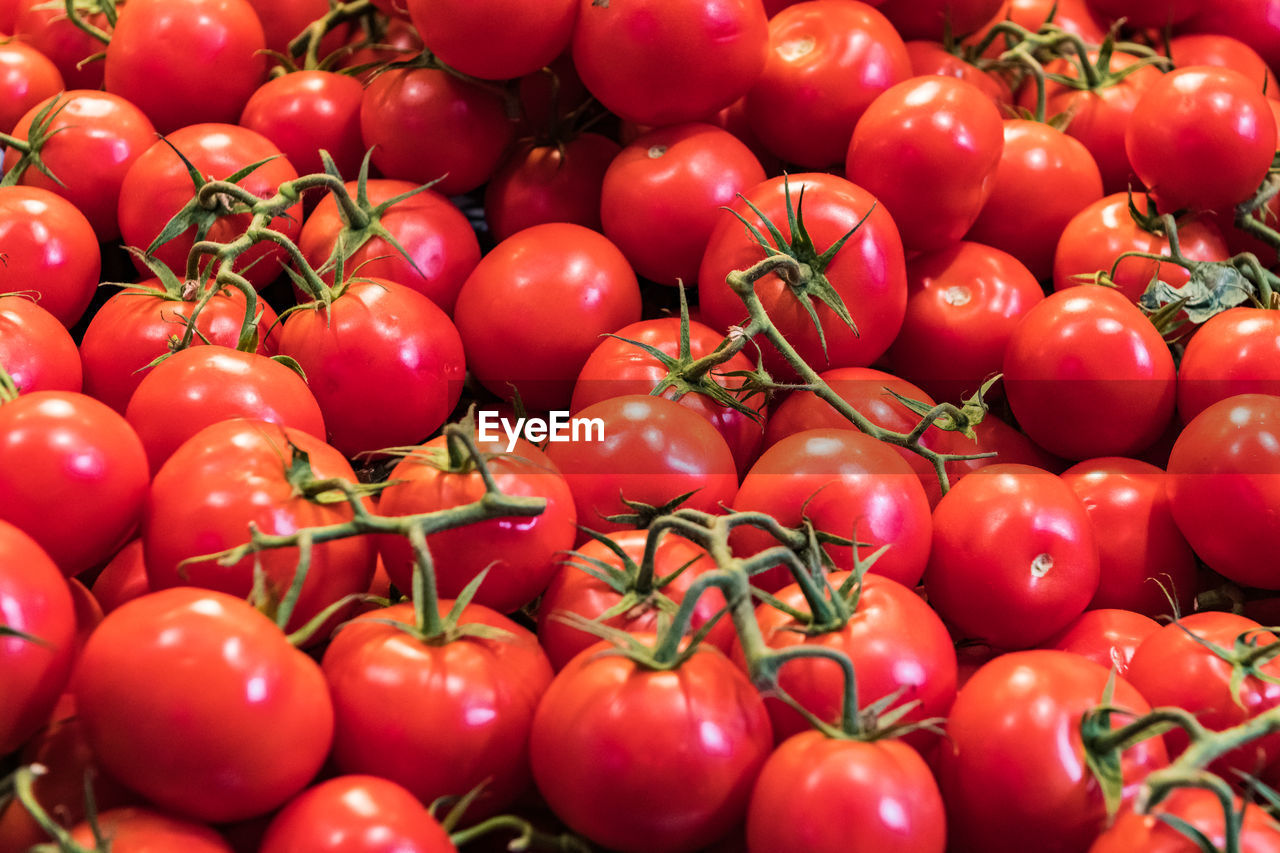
<box><xmin>1176</xmin><ymin>307</ymin><xmax>1280</xmax><ymax>424</ymax></box>
<box><xmin>409</xmin><ymin>0</ymin><xmax>576</xmax><ymax>80</ymax></box>
<box><xmin>0</xmin><ymin>186</ymin><xmax>100</xmax><ymax>328</ymax></box>
<box><xmin>239</xmin><ymin>70</ymin><xmax>366</xmax><ymax>179</ymax></box>
<box><xmin>0</xmin><ymin>294</ymin><xmax>81</xmax><ymax>394</ymax></box>
<box><xmin>1042</xmin><ymin>608</ymin><xmax>1161</xmax><ymax>676</ymax></box>
<box><xmin>1168</xmin><ymin>33</ymin><xmax>1277</xmax><ymax>96</ymax></box>
<box><xmin>485</xmin><ymin>133</ymin><xmax>620</xmax><ymax>243</ymax></box>
<box><xmin>0</xmin><ymin>39</ymin><xmax>63</xmax><ymax>134</ymax></box>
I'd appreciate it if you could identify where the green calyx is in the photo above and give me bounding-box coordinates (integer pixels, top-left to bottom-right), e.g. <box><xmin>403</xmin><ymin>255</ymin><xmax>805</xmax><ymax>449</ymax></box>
<box><xmin>0</xmin><ymin>95</ymin><xmax>72</xmax><ymax>189</ymax></box>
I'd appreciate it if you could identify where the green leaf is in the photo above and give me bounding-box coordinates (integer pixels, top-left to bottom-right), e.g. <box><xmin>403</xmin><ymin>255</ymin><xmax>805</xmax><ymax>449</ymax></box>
<box><xmin>1080</xmin><ymin>671</ymin><xmax>1125</xmax><ymax>821</ymax></box>
<box><xmin>1138</xmin><ymin>266</ymin><xmax>1253</xmax><ymax>325</ymax></box>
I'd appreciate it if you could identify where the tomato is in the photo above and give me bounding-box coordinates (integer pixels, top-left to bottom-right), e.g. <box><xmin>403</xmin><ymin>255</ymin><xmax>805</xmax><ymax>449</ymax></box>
<box><xmin>537</xmin><ymin>528</ymin><xmax>732</xmax><ymax>670</ymax></box>
<box><xmin>1042</xmin><ymin>608</ymin><xmax>1161</xmax><ymax>676</ymax></box>
<box><xmin>733</xmin><ymin>571</ymin><xmax>956</xmax><ymax>750</ymax></box>
<box><xmin>698</xmin><ymin>173</ymin><xmax>908</xmax><ymax>382</ymax></box>
<box><xmin>1127</xmin><ymin>612</ymin><xmax>1280</xmax><ymax>781</ymax></box>
<box><xmin>880</xmin><ymin>0</ymin><xmax>1005</xmax><ymax>39</ymax></box>
<box><xmin>13</xmin><ymin>0</ymin><xmax>115</xmax><ymax>90</ymax></box>
<box><xmin>937</xmin><ymin>650</ymin><xmax>1167</xmax><ymax>853</ymax></box>
<box><xmin>904</xmin><ymin>39</ymin><xmax>1013</xmax><ymax>106</ymax></box>
<box><xmin>1003</xmin><ymin>286</ymin><xmax>1177</xmax><ymax>460</ymax></box>
<box><xmin>1091</xmin><ymin>788</ymin><xmax>1280</xmax><ymax>852</ymax></box>
<box><xmin>260</xmin><ymin>776</ymin><xmax>457</xmax><ymax>853</ymax></box>
<box><xmin>322</xmin><ymin>601</ymin><xmax>553</xmax><ymax>821</ymax></box>
<box><xmin>1060</xmin><ymin>458</ymin><xmax>1198</xmax><ymax>618</ymax></box>
<box><xmin>453</xmin><ymin>223</ymin><xmax>642</xmax><ymax>412</ymax></box>
<box><xmin>544</xmin><ymin>394</ymin><xmax>740</xmax><ymax>537</ymax></box>
<box><xmin>731</xmin><ymin>428</ymin><xmax>933</xmax><ymax>591</ymax></box>
<box><xmin>0</xmin><ymin>186</ymin><xmax>100</xmax><ymax>328</ymax></box>
<box><xmin>124</xmin><ymin>347</ymin><xmax>326</xmax><ymax>475</ymax></box>
<box><xmin>484</xmin><ymin>133</ymin><xmax>621</xmax><ymax>243</ymax></box>
<box><xmin>601</xmin><ymin>123</ymin><xmax>763</xmax><ymax>287</ymax></box>
<box><xmin>78</xmin><ymin>280</ymin><xmax>281</xmax><ymax>414</ymax></box>
<box><xmin>1126</xmin><ymin>67</ymin><xmax>1276</xmax><ymax>213</ymax></box>
<box><xmin>242</xmin><ymin>0</ymin><xmax>333</xmax><ymax>56</ymax></box>
<box><xmin>117</xmin><ymin>124</ymin><xmax>303</xmax><ymax>291</ymax></box>
<box><xmin>529</xmin><ymin>641</ymin><xmax>773</xmax><ymax>853</ymax></box>
<box><xmin>1166</xmin><ymin>394</ymin><xmax>1280</xmax><ymax>590</ymax></box>
<box><xmin>0</xmin><ymin>39</ymin><xmax>62</xmax><ymax>134</ymax></box>
<box><xmin>298</xmin><ymin>178</ymin><xmax>481</xmax><ymax>315</ymax></box>
<box><xmin>886</xmin><ymin>240</ymin><xmax>1043</xmax><ymax>405</ymax></box>
<box><xmin>967</xmin><ymin>0</ymin><xmax>1109</xmax><ymax>59</ymax></box>
<box><xmin>144</xmin><ymin>419</ymin><xmax>376</xmax><ymax>635</ymax></box>
<box><xmin>744</xmin><ymin>0</ymin><xmax>910</xmax><ymax>168</ymax></box>
<box><xmin>1168</xmin><ymin>33</ymin><xmax>1277</xmax><ymax>97</ymax></box>
<box><xmin>746</xmin><ymin>731</ymin><xmax>946</xmax><ymax>853</ymax></box>
<box><xmin>925</xmin><ymin>464</ymin><xmax>1100</xmax><ymax>650</ymax></box>
<box><xmin>571</xmin><ymin>0</ymin><xmax>768</xmax><ymax>127</ymax></box>
<box><xmin>104</xmin><ymin>0</ymin><xmax>267</xmax><ymax>133</ymax></box>
<box><xmin>0</xmin><ymin>0</ymin><xmax>18</xmax><ymax>31</ymax></box>
<box><xmin>376</xmin><ymin>434</ymin><xmax>577</xmax><ymax>615</ymax></box>
<box><xmin>360</xmin><ymin>66</ymin><xmax>514</xmax><ymax>196</ymax></box>
<box><xmin>570</xmin><ymin>316</ymin><xmax>767</xmax><ymax>477</ymax></box>
<box><xmin>0</xmin><ymin>519</ymin><xmax>74</xmax><ymax>754</ymax></box>
<box><xmin>73</xmin><ymin>588</ymin><xmax>334</xmax><ymax>823</ymax></box>
<box><xmin>239</xmin><ymin>70</ymin><xmax>366</xmax><ymax>180</ymax></box>
<box><xmin>0</xmin><ymin>293</ymin><xmax>81</xmax><ymax>394</ymax></box>
<box><xmin>1183</xmin><ymin>0</ymin><xmax>1280</xmax><ymax>75</ymax></box>
<box><xmin>91</xmin><ymin>539</ymin><xmax>150</xmax><ymax>615</ymax></box>
<box><xmin>1084</xmin><ymin>0</ymin><xmax>1198</xmax><ymax>29</ymax></box>
<box><xmin>944</xmin><ymin>409</ymin><xmax>1070</xmax><ymax>482</ymax></box>
<box><xmin>409</xmin><ymin>0</ymin><xmax>576</xmax><ymax>80</ymax></box>
<box><xmin>66</xmin><ymin>808</ymin><xmax>234</xmax><ymax>852</ymax></box>
<box><xmin>1177</xmin><ymin>308</ymin><xmax>1280</xmax><ymax>424</ymax></box>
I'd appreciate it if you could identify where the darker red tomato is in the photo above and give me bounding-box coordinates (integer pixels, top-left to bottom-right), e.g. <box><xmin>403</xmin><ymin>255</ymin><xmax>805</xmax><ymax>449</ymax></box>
<box><xmin>0</xmin><ymin>39</ymin><xmax>62</xmax><ymax>134</ymax></box>
<box><xmin>1042</xmin><ymin>608</ymin><xmax>1160</xmax><ymax>676</ymax></box>
<box><xmin>1183</xmin><ymin>0</ymin><xmax>1280</xmax><ymax>75</ymax></box>
<box><xmin>0</xmin><ymin>186</ymin><xmax>99</xmax><ymax>328</ymax></box>
<box><xmin>0</xmin><ymin>294</ymin><xmax>81</xmax><ymax>394</ymax></box>
<box><xmin>239</xmin><ymin>70</ymin><xmax>365</xmax><ymax>179</ymax></box>
<box><xmin>408</xmin><ymin>0</ymin><xmax>576</xmax><ymax>80</ymax></box>
<box><xmin>880</xmin><ymin>0</ymin><xmax>1004</xmax><ymax>39</ymax></box>
<box><xmin>1176</xmin><ymin>308</ymin><xmax>1280</xmax><ymax>424</ymax></box>
<box><xmin>1084</xmin><ymin>0</ymin><xmax>1197</xmax><ymax>27</ymax></box>
<box><xmin>484</xmin><ymin>133</ymin><xmax>620</xmax><ymax>243</ymax></box>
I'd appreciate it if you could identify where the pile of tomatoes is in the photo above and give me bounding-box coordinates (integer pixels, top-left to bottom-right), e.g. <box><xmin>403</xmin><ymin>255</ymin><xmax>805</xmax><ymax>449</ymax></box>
<box><xmin>5</xmin><ymin>0</ymin><xmax>1280</xmax><ymax>851</ymax></box>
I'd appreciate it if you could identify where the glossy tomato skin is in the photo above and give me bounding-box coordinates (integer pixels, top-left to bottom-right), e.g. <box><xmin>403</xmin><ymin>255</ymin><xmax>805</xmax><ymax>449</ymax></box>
<box><xmin>1168</xmin><ymin>33</ymin><xmax>1277</xmax><ymax>97</ymax></box>
<box><xmin>530</xmin><ymin>641</ymin><xmax>773</xmax><ymax>853</ymax></box>
<box><xmin>924</xmin><ymin>464</ymin><xmax>1100</xmax><ymax>650</ymax></box>
<box><xmin>0</xmin><ymin>40</ymin><xmax>63</xmax><ymax>134</ymax></box>
<box><xmin>847</xmin><ymin>76</ymin><xmax>1004</xmax><ymax>252</ymax></box>
<box><xmin>1183</xmin><ymin>0</ymin><xmax>1280</xmax><ymax>75</ymax></box>
<box><xmin>1042</xmin><ymin>608</ymin><xmax>1160</xmax><ymax>676</ymax></box>
<box><xmin>73</xmin><ymin>589</ymin><xmax>334</xmax><ymax>824</ymax></box>
<box><xmin>1126</xmin><ymin>66</ymin><xmax>1276</xmax><ymax>212</ymax></box>
<box><xmin>968</xmin><ymin>0</ymin><xmax>1109</xmax><ymax>56</ymax></box>
<box><xmin>67</xmin><ymin>808</ymin><xmax>234</xmax><ymax>852</ymax></box>
<box><xmin>104</xmin><ymin>0</ymin><xmax>267</xmax><ymax>133</ymax></box>
<box><xmin>322</xmin><ymin>602</ymin><xmax>553</xmax><ymax>821</ymax></box>
<box><xmin>259</xmin><ymin>775</ymin><xmax>457</xmax><ymax>853</ymax></box>
<box><xmin>733</xmin><ymin>571</ymin><xmax>957</xmax><ymax>750</ymax></box>
<box><xmin>886</xmin><ymin>240</ymin><xmax>1043</xmax><ymax>405</ymax></box>
<box><xmin>0</xmin><ymin>186</ymin><xmax>99</xmax><ymax>328</ymax></box>
<box><xmin>484</xmin><ymin>133</ymin><xmax>621</xmax><ymax>243</ymax></box>
<box><xmin>1003</xmin><ymin>286</ymin><xmax>1177</xmax><ymax>460</ymax></box>
<box><xmin>746</xmin><ymin>731</ymin><xmax>946</xmax><ymax>853</ymax></box>
<box><xmin>1177</xmin><ymin>308</ymin><xmax>1280</xmax><ymax>424</ymax></box>
<box><xmin>1090</xmin><ymin>788</ymin><xmax>1280</xmax><ymax>852</ymax></box>
<box><xmin>239</xmin><ymin>70</ymin><xmax>365</xmax><ymax>179</ymax></box>
<box><xmin>409</xmin><ymin>0</ymin><xmax>576</xmax><ymax>80</ymax></box>
<box><xmin>278</xmin><ymin>278</ymin><xmax>466</xmax><ymax>458</ymax></box>
<box><xmin>572</xmin><ymin>0</ymin><xmax>768</xmax><ymax>127</ymax></box>
<box><xmin>0</xmin><ymin>520</ymin><xmax>74</xmax><ymax>755</ymax></box>
<box><xmin>0</xmin><ymin>294</ymin><xmax>81</xmax><ymax>393</ymax></box>
<box><xmin>13</xmin><ymin>0</ymin><xmax>112</xmax><ymax>89</ymax></box>
<box><xmin>0</xmin><ymin>392</ymin><xmax>149</xmax><ymax>577</ymax></box>
<box><xmin>905</xmin><ymin>39</ymin><xmax>1013</xmax><ymax>106</ymax></box>
<box><xmin>1166</xmin><ymin>394</ymin><xmax>1280</xmax><ymax>589</ymax></box>
<box><xmin>91</xmin><ymin>539</ymin><xmax>149</xmax><ymax>615</ymax></box>
<box><xmin>453</xmin><ymin>223</ymin><xmax>642</xmax><ymax>412</ymax></box>
<box><xmin>731</xmin><ymin>429</ymin><xmax>933</xmax><ymax>591</ymax></box>
<box><xmin>745</xmin><ymin>0</ymin><xmax>910</xmax><ymax>168</ymax></box>
<box><xmin>698</xmin><ymin>173</ymin><xmax>908</xmax><ymax>382</ymax></box>
<box><xmin>937</xmin><ymin>650</ymin><xmax>1167</xmax><ymax>853</ymax></box>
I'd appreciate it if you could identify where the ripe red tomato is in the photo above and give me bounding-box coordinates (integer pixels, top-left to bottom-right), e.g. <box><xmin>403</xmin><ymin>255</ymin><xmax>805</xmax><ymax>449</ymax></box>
<box><xmin>847</xmin><ymin>77</ymin><xmax>1004</xmax><ymax>252</ymax></box>
<box><xmin>484</xmin><ymin>133</ymin><xmax>621</xmax><ymax>243</ymax></box>
<box><xmin>242</xmin><ymin>0</ymin><xmax>333</xmax><ymax>56</ymax></box>
<box><xmin>73</xmin><ymin>588</ymin><xmax>334</xmax><ymax>823</ymax></box>
<box><xmin>1183</xmin><ymin>0</ymin><xmax>1280</xmax><ymax>77</ymax></box>
<box><xmin>0</xmin><ymin>39</ymin><xmax>63</xmax><ymax>134</ymax></box>
<box><xmin>0</xmin><ymin>186</ymin><xmax>100</xmax><ymax>328</ymax></box>
<box><xmin>905</xmin><ymin>39</ymin><xmax>1013</xmax><ymax>106</ymax></box>
<box><xmin>1168</xmin><ymin>33</ymin><xmax>1277</xmax><ymax>96</ymax></box>
<box><xmin>409</xmin><ymin>0</ymin><xmax>577</xmax><ymax>80</ymax></box>
<box><xmin>1091</xmin><ymin>788</ymin><xmax>1280</xmax><ymax>852</ymax></box>
<box><xmin>322</xmin><ymin>601</ymin><xmax>553</xmax><ymax>821</ymax></box>
<box><xmin>67</xmin><ymin>808</ymin><xmax>235</xmax><ymax>852</ymax></box>
<box><xmin>1042</xmin><ymin>608</ymin><xmax>1161</xmax><ymax>676</ymax></box>
<box><xmin>530</xmin><ymin>641</ymin><xmax>773</xmax><ymax>853</ymax></box>
<box><xmin>968</xmin><ymin>0</ymin><xmax>1110</xmax><ymax>57</ymax></box>
<box><xmin>1166</xmin><ymin>394</ymin><xmax>1280</xmax><ymax>589</ymax></box>
<box><xmin>1084</xmin><ymin>0</ymin><xmax>1198</xmax><ymax>28</ymax></box>
<box><xmin>924</xmin><ymin>464</ymin><xmax>1100</xmax><ymax>649</ymax></box>
<box><xmin>90</xmin><ymin>539</ymin><xmax>150</xmax><ymax>615</ymax></box>
<box><xmin>1126</xmin><ymin>66</ymin><xmax>1276</xmax><ymax>213</ymax></box>
<box><xmin>1177</xmin><ymin>308</ymin><xmax>1280</xmax><ymax>424</ymax></box>
<box><xmin>1003</xmin><ymin>286</ymin><xmax>1177</xmax><ymax>460</ymax></box>
<box><xmin>572</xmin><ymin>0</ymin><xmax>768</xmax><ymax>127</ymax></box>
<box><xmin>879</xmin><ymin>0</ymin><xmax>1005</xmax><ymax>39</ymax></box>
<box><xmin>746</xmin><ymin>731</ymin><xmax>946</xmax><ymax>853</ymax></box>
<box><xmin>240</xmin><ymin>71</ymin><xmax>365</xmax><ymax>180</ymax></box>
<box><xmin>0</xmin><ymin>294</ymin><xmax>81</xmax><ymax>394</ymax></box>
<box><xmin>13</xmin><ymin>0</ymin><xmax>114</xmax><ymax>89</ymax></box>
<box><xmin>745</xmin><ymin>0</ymin><xmax>910</xmax><ymax>168</ymax></box>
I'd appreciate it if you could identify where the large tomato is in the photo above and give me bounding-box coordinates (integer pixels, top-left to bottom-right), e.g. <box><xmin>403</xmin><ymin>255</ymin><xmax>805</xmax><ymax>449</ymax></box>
<box><xmin>408</xmin><ymin>0</ymin><xmax>577</xmax><ymax>80</ymax></box>
<box><xmin>1176</xmin><ymin>307</ymin><xmax>1280</xmax><ymax>423</ymax></box>
<box><xmin>0</xmin><ymin>293</ymin><xmax>81</xmax><ymax>394</ymax></box>
<box><xmin>484</xmin><ymin>133</ymin><xmax>620</xmax><ymax>243</ymax></box>
<box><xmin>1182</xmin><ymin>0</ymin><xmax>1280</xmax><ymax>76</ymax></box>
<box><xmin>239</xmin><ymin>70</ymin><xmax>366</xmax><ymax>179</ymax></box>
<box><xmin>1043</xmin><ymin>608</ymin><xmax>1161</xmax><ymax>677</ymax></box>
<box><xmin>0</xmin><ymin>186</ymin><xmax>100</xmax><ymax>328</ymax></box>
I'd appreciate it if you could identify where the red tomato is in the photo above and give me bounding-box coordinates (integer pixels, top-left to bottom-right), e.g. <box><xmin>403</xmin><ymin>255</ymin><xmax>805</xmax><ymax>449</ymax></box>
<box><xmin>1168</xmin><ymin>33</ymin><xmax>1277</xmax><ymax>96</ymax></box>
<box><xmin>937</xmin><ymin>650</ymin><xmax>1167</xmax><ymax>853</ymax></box>
<box><xmin>1084</xmin><ymin>0</ymin><xmax>1197</xmax><ymax>27</ymax></box>
<box><xmin>376</xmin><ymin>435</ymin><xmax>577</xmax><ymax>615</ymax></box>
<box><xmin>1060</xmin><ymin>457</ymin><xmax>1198</xmax><ymax>618</ymax></box>
<box><xmin>409</xmin><ymin>0</ymin><xmax>576</xmax><ymax>80</ymax></box>
<box><xmin>73</xmin><ymin>588</ymin><xmax>334</xmax><ymax>823</ymax></box>
<box><xmin>746</xmin><ymin>731</ymin><xmax>946</xmax><ymax>853</ymax></box>
<box><xmin>0</xmin><ymin>293</ymin><xmax>81</xmax><ymax>393</ymax></box>
<box><xmin>571</xmin><ymin>0</ymin><xmax>768</xmax><ymax>127</ymax></box>
<box><xmin>1177</xmin><ymin>308</ymin><xmax>1280</xmax><ymax>424</ymax></box>
<box><xmin>886</xmin><ymin>240</ymin><xmax>1043</xmax><ymax>404</ymax></box>
<box><xmin>239</xmin><ymin>71</ymin><xmax>365</xmax><ymax>180</ymax></box>
<box><xmin>260</xmin><ymin>776</ymin><xmax>457</xmax><ymax>853</ymax></box>
<box><xmin>0</xmin><ymin>39</ymin><xmax>62</xmax><ymax>134</ymax></box>
<box><xmin>453</xmin><ymin>223</ymin><xmax>642</xmax><ymax>411</ymax></box>
<box><xmin>847</xmin><ymin>77</ymin><xmax>1004</xmax><ymax>252</ymax></box>
<box><xmin>484</xmin><ymin>133</ymin><xmax>620</xmax><ymax>243</ymax></box>
<box><xmin>0</xmin><ymin>519</ymin><xmax>74</xmax><ymax>754</ymax></box>
<box><xmin>879</xmin><ymin>0</ymin><xmax>1004</xmax><ymax>39</ymax></box>
<box><xmin>904</xmin><ymin>39</ymin><xmax>1013</xmax><ymax>106</ymax></box>
<box><xmin>944</xmin><ymin>409</ymin><xmax>1070</xmax><ymax>483</ymax></box>
<box><xmin>0</xmin><ymin>391</ymin><xmax>149</xmax><ymax>576</ymax></box>
<box><xmin>745</xmin><ymin>0</ymin><xmax>911</xmax><ymax>168</ymax></box>
<box><xmin>698</xmin><ymin>173</ymin><xmax>908</xmax><ymax>382</ymax></box>
<box><xmin>529</xmin><ymin>641</ymin><xmax>773</xmax><ymax>853</ymax></box>
<box><xmin>1042</xmin><ymin>608</ymin><xmax>1161</xmax><ymax>676</ymax></box>
<box><xmin>967</xmin><ymin>0</ymin><xmax>1109</xmax><ymax>57</ymax></box>
<box><xmin>731</xmin><ymin>428</ymin><xmax>933</xmax><ymax>591</ymax></box>
<box><xmin>602</xmin><ymin>123</ymin><xmax>764</xmax><ymax>287</ymax></box>
<box><xmin>1183</xmin><ymin>0</ymin><xmax>1280</xmax><ymax>72</ymax></box>
<box><xmin>322</xmin><ymin>601</ymin><xmax>553</xmax><ymax>821</ymax></box>
<box><xmin>0</xmin><ymin>186</ymin><xmax>100</xmax><ymax>328</ymax></box>
<box><xmin>143</xmin><ymin>419</ymin><xmax>376</xmax><ymax>635</ymax></box>
<box><xmin>1126</xmin><ymin>66</ymin><xmax>1276</xmax><ymax>213</ymax></box>
<box><xmin>1003</xmin><ymin>286</ymin><xmax>1177</xmax><ymax>460</ymax></box>
<box><xmin>67</xmin><ymin>808</ymin><xmax>234</xmax><ymax>852</ymax></box>
<box><xmin>13</xmin><ymin>0</ymin><xmax>114</xmax><ymax>89</ymax></box>
<box><xmin>1166</xmin><ymin>394</ymin><xmax>1280</xmax><ymax>589</ymax></box>
<box><xmin>1091</xmin><ymin>788</ymin><xmax>1280</xmax><ymax>852</ymax></box>
<box><xmin>91</xmin><ymin>539</ymin><xmax>150</xmax><ymax>615</ymax></box>
<box><xmin>0</xmin><ymin>0</ymin><xmax>19</xmax><ymax>31</ymax></box>
<box><xmin>924</xmin><ymin>464</ymin><xmax>1100</xmax><ymax>649</ymax></box>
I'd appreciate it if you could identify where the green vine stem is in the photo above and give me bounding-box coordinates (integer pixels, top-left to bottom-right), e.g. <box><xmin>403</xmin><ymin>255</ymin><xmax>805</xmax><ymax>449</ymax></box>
<box><xmin>447</xmin><ymin>814</ymin><xmax>592</xmax><ymax>852</ymax></box>
<box><xmin>284</xmin><ymin>0</ymin><xmax>374</xmax><ymax>71</ymax></box>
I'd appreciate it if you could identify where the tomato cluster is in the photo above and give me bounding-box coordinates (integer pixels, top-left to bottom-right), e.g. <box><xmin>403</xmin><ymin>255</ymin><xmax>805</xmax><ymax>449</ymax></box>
<box><xmin>5</xmin><ymin>0</ymin><xmax>1280</xmax><ymax>851</ymax></box>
